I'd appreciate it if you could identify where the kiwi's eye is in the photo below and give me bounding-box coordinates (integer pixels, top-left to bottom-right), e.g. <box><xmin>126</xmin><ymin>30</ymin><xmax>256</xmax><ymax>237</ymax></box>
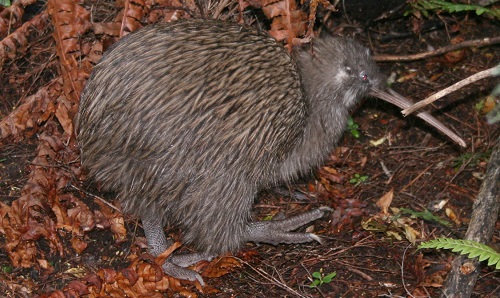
<box><xmin>360</xmin><ymin>71</ymin><xmax>368</xmax><ymax>81</ymax></box>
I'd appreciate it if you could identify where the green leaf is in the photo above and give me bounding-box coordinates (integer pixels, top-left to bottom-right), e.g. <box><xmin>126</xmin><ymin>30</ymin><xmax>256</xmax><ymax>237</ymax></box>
<box><xmin>310</xmin><ymin>279</ymin><xmax>321</xmax><ymax>288</ymax></box>
<box><xmin>408</xmin><ymin>0</ymin><xmax>499</xmax><ymax>20</ymax></box>
<box><xmin>312</xmin><ymin>271</ymin><xmax>322</xmax><ymax>279</ymax></box>
<box><xmin>350</xmin><ymin>129</ymin><xmax>360</xmax><ymax>138</ymax></box>
<box><xmin>476</xmin><ymin>7</ymin><xmax>486</xmax><ymax>15</ymax></box>
<box><xmin>400</xmin><ymin>208</ymin><xmax>451</xmax><ymax>226</ymax></box>
<box><xmin>322</xmin><ymin>272</ymin><xmax>337</xmax><ymax>283</ymax></box>
<box><xmin>346</xmin><ymin>116</ymin><xmax>361</xmax><ymax>138</ymax></box>
<box><xmin>419</xmin><ymin>238</ymin><xmax>500</xmax><ymax>270</ymax></box>
<box><xmin>1</xmin><ymin>265</ymin><xmax>12</xmax><ymax>274</ymax></box>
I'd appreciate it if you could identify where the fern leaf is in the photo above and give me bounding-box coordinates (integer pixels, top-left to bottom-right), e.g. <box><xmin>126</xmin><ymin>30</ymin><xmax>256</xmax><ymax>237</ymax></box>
<box><xmin>419</xmin><ymin>238</ymin><xmax>500</xmax><ymax>270</ymax></box>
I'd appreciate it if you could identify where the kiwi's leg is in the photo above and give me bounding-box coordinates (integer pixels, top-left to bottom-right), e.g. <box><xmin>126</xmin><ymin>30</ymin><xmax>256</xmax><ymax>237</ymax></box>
<box><xmin>245</xmin><ymin>207</ymin><xmax>332</xmax><ymax>245</ymax></box>
<box><xmin>141</xmin><ymin>215</ymin><xmax>213</xmax><ymax>285</ymax></box>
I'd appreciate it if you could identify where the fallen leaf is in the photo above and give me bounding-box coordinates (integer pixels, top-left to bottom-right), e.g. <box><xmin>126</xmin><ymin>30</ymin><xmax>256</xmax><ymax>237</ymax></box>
<box><xmin>376</xmin><ymin>189</ymin><xmax>394</xmax><ymax>214</ymax></box>
<box><xmin>201</xmin><ymin>256</ymin><xmax>242</xmax><ymax>278</ymax></box>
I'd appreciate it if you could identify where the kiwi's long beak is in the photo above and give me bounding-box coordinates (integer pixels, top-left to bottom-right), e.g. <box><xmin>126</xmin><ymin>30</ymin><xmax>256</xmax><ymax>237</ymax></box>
<box><xmin>369</xmin><ymin>88</ymin><xmax>467</xmax><ymax>148</ymax></box>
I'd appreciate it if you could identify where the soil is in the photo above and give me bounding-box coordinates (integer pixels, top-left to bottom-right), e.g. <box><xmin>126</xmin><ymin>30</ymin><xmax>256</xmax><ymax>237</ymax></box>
<box><xmin>0</xmin><ymin>1</ymin><xmax>498</xmax><ymax>297</ymax></box>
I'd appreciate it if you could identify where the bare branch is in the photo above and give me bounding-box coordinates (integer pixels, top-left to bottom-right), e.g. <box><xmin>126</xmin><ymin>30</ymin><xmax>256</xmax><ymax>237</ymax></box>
<box><xmin>402</xmin><ymin>65</ymin><xmax>498</xmax><ymax>116</ymax></box>
<box><xmin>374</xmin><ymin>37</ymin><xmax>500</xmax><ymax>62</ymax></box>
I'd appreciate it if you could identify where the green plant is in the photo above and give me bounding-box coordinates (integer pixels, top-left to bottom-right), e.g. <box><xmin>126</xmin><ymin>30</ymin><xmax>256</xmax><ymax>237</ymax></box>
<box><xmin>262</xmin><ymin>214</ymin><xmax>274</xmax><ymax>221</ymax></box>
<box><xmin>474</xmin><ymin>99</ymin><xmax>485</xmax><ymax>112</ymax></box>
<box><xmin>452</xmin><ymin>150</ymin><xmax>491</xmax><ymax>170</ymax></box>
<box><xmin>310</xmin><ymin>270</ymin><xmax>337</xmax><ymax>288</ymax></box>
<box><xmin>349</xmin><ymin>173</ymin><xmax>368</xmax><ymax>186</ymax></box>
<box><xmin>1</xmin><ymin>264</ymin><xmax>13</xmax><ymax>274</ymax></box>
<box><xmin>400</xmin><ymin>208</ymin><xmax>451</xmax><ymax>226</ymax></box>
<box><xmin>407</xmin><ymin>0</ymin><xmax>500</xmax><ymax>19</ymax></box>
<box><xmin>0</xmin><ymin>1</ymin><xmax>11</xmax><ymax>7</ymax></box>
<box><xmin>419</xmin><ymin>238</ymin><xmax>500</xmax><ymax>269</ymax></box>
<box><xmin>346</xmin><ymin>116</ymin><xmax>361</xmax><ymax>138</ymax></box>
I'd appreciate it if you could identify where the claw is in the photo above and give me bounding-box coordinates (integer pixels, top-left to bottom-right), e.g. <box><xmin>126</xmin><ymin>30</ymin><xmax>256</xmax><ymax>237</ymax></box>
<box><xmin>162</xmin><ymin>260</ymin><xmax>206</xmax><ymax>286</ymax></box>
<box><xmin>310</xmin><ymin>233</ymin><xmax>322</xmax><ymax>244</ymax></box>
<box><xmin>319</xmin><ymin>206</ymin><xmax>334</xmax><ymax>212</ymax></box>
<box><xmin>169</xmin><ymin>252</ymin><xmax>215</xmax><ymax>268</ymax></box>
<box><xmin>246</xmin><ymin>207</ymin><xmax>330</xmax><ymax>245</ymax></box>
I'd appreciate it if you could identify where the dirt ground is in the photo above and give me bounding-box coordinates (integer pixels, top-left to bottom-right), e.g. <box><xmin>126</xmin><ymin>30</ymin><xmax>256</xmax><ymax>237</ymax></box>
<box><xmin>0</xmin><ymin>0</ymin><xmax>499</xmax><ymax>297</ymax></box>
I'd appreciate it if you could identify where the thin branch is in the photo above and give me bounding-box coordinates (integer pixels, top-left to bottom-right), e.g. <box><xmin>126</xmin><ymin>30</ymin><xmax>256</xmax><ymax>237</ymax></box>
<box><xmin>374</xmin><ymin>36</ymin><xmax>500</xmax><ymax>62</ymax></box>
<box><xmin>70</xmin><ymin>184</ymin><xmax>121</xmax><ymax>212</ymax></box>
<box><xmin>401</xmin><ymin>244</ymin><xmax>415</xmax><ymax>298</ymax></box>
<box><xmin>236</xmin><ymin>258</ymin><xmax>308</xmax><ymax>298</ymax></box>
<box><xmin>402</xmin><ymin>65</ymin><xmax>498</xmax><ymax>116</ymax></box>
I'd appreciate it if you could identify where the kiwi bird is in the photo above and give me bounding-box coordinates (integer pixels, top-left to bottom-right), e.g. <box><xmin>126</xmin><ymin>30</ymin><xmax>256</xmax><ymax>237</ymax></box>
<box><xmin>77</xmin><ymin>19</ymin><xmax>465</xmax><ymax>284</ymax></box>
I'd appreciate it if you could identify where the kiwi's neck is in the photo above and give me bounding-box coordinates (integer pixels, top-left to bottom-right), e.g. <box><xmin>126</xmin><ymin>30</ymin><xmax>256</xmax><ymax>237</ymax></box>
<box><xmin>277</xmin><ymin>74</ymin><xmax>353</xmax><ymax>182</ymax></box>
<box><xmin>276</xmin><ymin>39</ymin><xmax>373</xmax><ymax>183</ymax></box>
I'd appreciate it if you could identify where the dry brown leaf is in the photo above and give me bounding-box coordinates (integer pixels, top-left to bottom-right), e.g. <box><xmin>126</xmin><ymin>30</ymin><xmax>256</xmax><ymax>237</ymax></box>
<box><xmin>50</xmin><ymin>290</ymin><xmax>71</xmax><ymax>297</ymax></box>
<box><xmin>481</xmin><ymin>95</ymin><xmax>496</xmax><ymax>114</ymax></box>
<box><xmin>109</xmin><ymin>216</ymin><xmax>127</xmax><ymax>243</ymax></box>
<box><xmin>445</xmin><ymin>207</ymin><xmax>461</xmax><ymax>225</ymax></box>
<box><xmin>119</xmin><ymin>0</ymin><xmax>148</xmax><ymax>36</ymax></box>
<box><xmin>319</xmin><ymin>166</ymin><xmax>345</xmax><ymax>184</ymax></box>
<box><xmin>267</xmin><ymin>0</ymin><xmax>307</xmax><ymax>44</ymax></box>
<box><xmin>86</xmin><ymin>275</ymin><xmax>103</xmax><ymax>293</ymax></box>
<box><xmin>242</xmin><ymin>0</ymin><xmax>307</xmax><ymax>46</ymax></box>
<box><xmin>120</xmin><ymin>267</ymin><xmax>140</xmax><ymax>286</ymax></box>
<box><xmin>50</xmin><ymin>255</ymin><xmax>201</xmax><ymax>296</ymax></box>
<box><xmin>94</xmin><ymin>198</ymin><xmax>127</xmax><ymax>243</ymax></box>
<box><xmin>0</xmin><ymin>119</ymin><xmax>85</xmax><ymax>271</ymax></box>
<box><xmin>0</xmin><ymin>3</ymin><xmax>25</xmax><ymax>36</ymax></box>
<box><xmin>64</xmin><ymin>281</ymin><xmax>90</xmax><ymax>296</ymax></box>
<box><xmin>38</xmin><ymin>258</ymin><xmax>54</xmax><ymax>272</ymax></box>
<box><xmin>444</xmin><ymin>36</ymin><xmax>466</xmax><ymax>63</ymax></box>
<box><xmin>144</xmin><ymin>0</ymin><xmax>196</xmax><ymax>23</ymax></box>
<box><xmin>262</xmin><ymin>0</ymin><xmax>287</xmax><ymax>18</ymax></box>
<box><xmin>376</xmin><ymin>189</ymin><xmax>394</xmax><ymax>214</ymax></box>
<box><xmin>55</xmin><ymin>99</ymin><xmax>74</xmax><ymax>137</ymax></box>
<box><xmin>67</xmin><ymin>196</ymin><xmax>95</xmax><ymax>232</ymax></box>
<box><xmin>84</xmin><ymin>41</ymin><xmax>104</xmax><ymax>63</ymax></box>
<box><xmin>0</xmin><ymin>79</ymin><xmax>59</xmax><ymax>141</ymax></box>
<box><xmin>0</xmin><ymin>11</ymin><xmax>49</xmax><ymax>70</ymax></box>
<box><xmin>48</xmin><ymin>0</ymin><xmax>92</xmax><ymax>104</ymax></box>
<box><xmin>155</xmin><ymin>241</ymin><xmax>182</xmax><ymax>267</ymax></box>
<box><xmin>201</xmin><ymin>256</ymin><xmax>242</xmax><ymax>278</ymax></box>
<box><xmin>92</xmin><ymin>22</ymin><xmax>121</xmax><ymax>37</ymax></box>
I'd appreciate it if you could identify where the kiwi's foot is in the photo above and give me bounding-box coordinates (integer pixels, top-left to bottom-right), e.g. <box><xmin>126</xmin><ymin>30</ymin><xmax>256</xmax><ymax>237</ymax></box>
<box><xmin>161</xmin><ymin>260</ymin><xmax>205</xmax><ymax>285</ymax></box>
<box><xmin>141</xmin><ymin>214</ymin><xmax>214</xmax><ymax>285</ymax></box>
<box><xmin>245</xmin><ymin>207</ymin><xmax>332</xmax><ymax>245</ymax></box>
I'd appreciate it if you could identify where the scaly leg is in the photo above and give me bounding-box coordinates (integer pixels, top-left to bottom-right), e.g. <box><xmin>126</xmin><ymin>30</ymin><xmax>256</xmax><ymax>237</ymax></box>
<box><xmin>141</xmin><ymin>215</ymin><xmax>214</xmax><ymax>285</ymax></box>
<box><xmin>245</xmin><ymin>207</ymin><xmax>332</xmax><ymax>245</ymax></box>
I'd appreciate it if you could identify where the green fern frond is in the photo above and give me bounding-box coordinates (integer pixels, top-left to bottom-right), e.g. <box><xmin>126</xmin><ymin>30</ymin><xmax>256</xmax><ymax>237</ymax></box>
<box><xmin>419</xmin><ymin>238</ymin><xmax>500</xmax><ymax>270</ymax></box>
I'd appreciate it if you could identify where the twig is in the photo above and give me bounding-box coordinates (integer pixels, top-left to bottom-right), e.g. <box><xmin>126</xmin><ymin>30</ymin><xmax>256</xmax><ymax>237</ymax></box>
<box><xmin>70</xmin><ymin>184</ymin><xmax>121</xmax><ymax>212</ymax></box>
<box><xmin>236</xmin><ymin>258</ymin><xmax>308</xmax><ymax>298</ymax></box>
<box><xmin>374</xmin><ymin>36</ymin><xmax>500</xmax><ymax>62</ymax></box>
<box><xmin>344</xmin><ymin>266</ymin><xmax>373</xmax><ymax>281</ymax></box>
<box><xmin>401</xmin><ymin>244</ymin><xmax>415</xmax><ymax>298</ymax></box>
<box><xmin>402</xmin><ymin>65</ymin><xmax>499</xmax><ymax>116</ymax></box>
<box><xmin>380</xmin><ymin>161</ymin><xmax>392</xmax><ymax>180</ymax></box>
<box><xmin>400</xmin><ymin>164</ymin><xmax>433</xmax><ymax>192</ymax></box>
